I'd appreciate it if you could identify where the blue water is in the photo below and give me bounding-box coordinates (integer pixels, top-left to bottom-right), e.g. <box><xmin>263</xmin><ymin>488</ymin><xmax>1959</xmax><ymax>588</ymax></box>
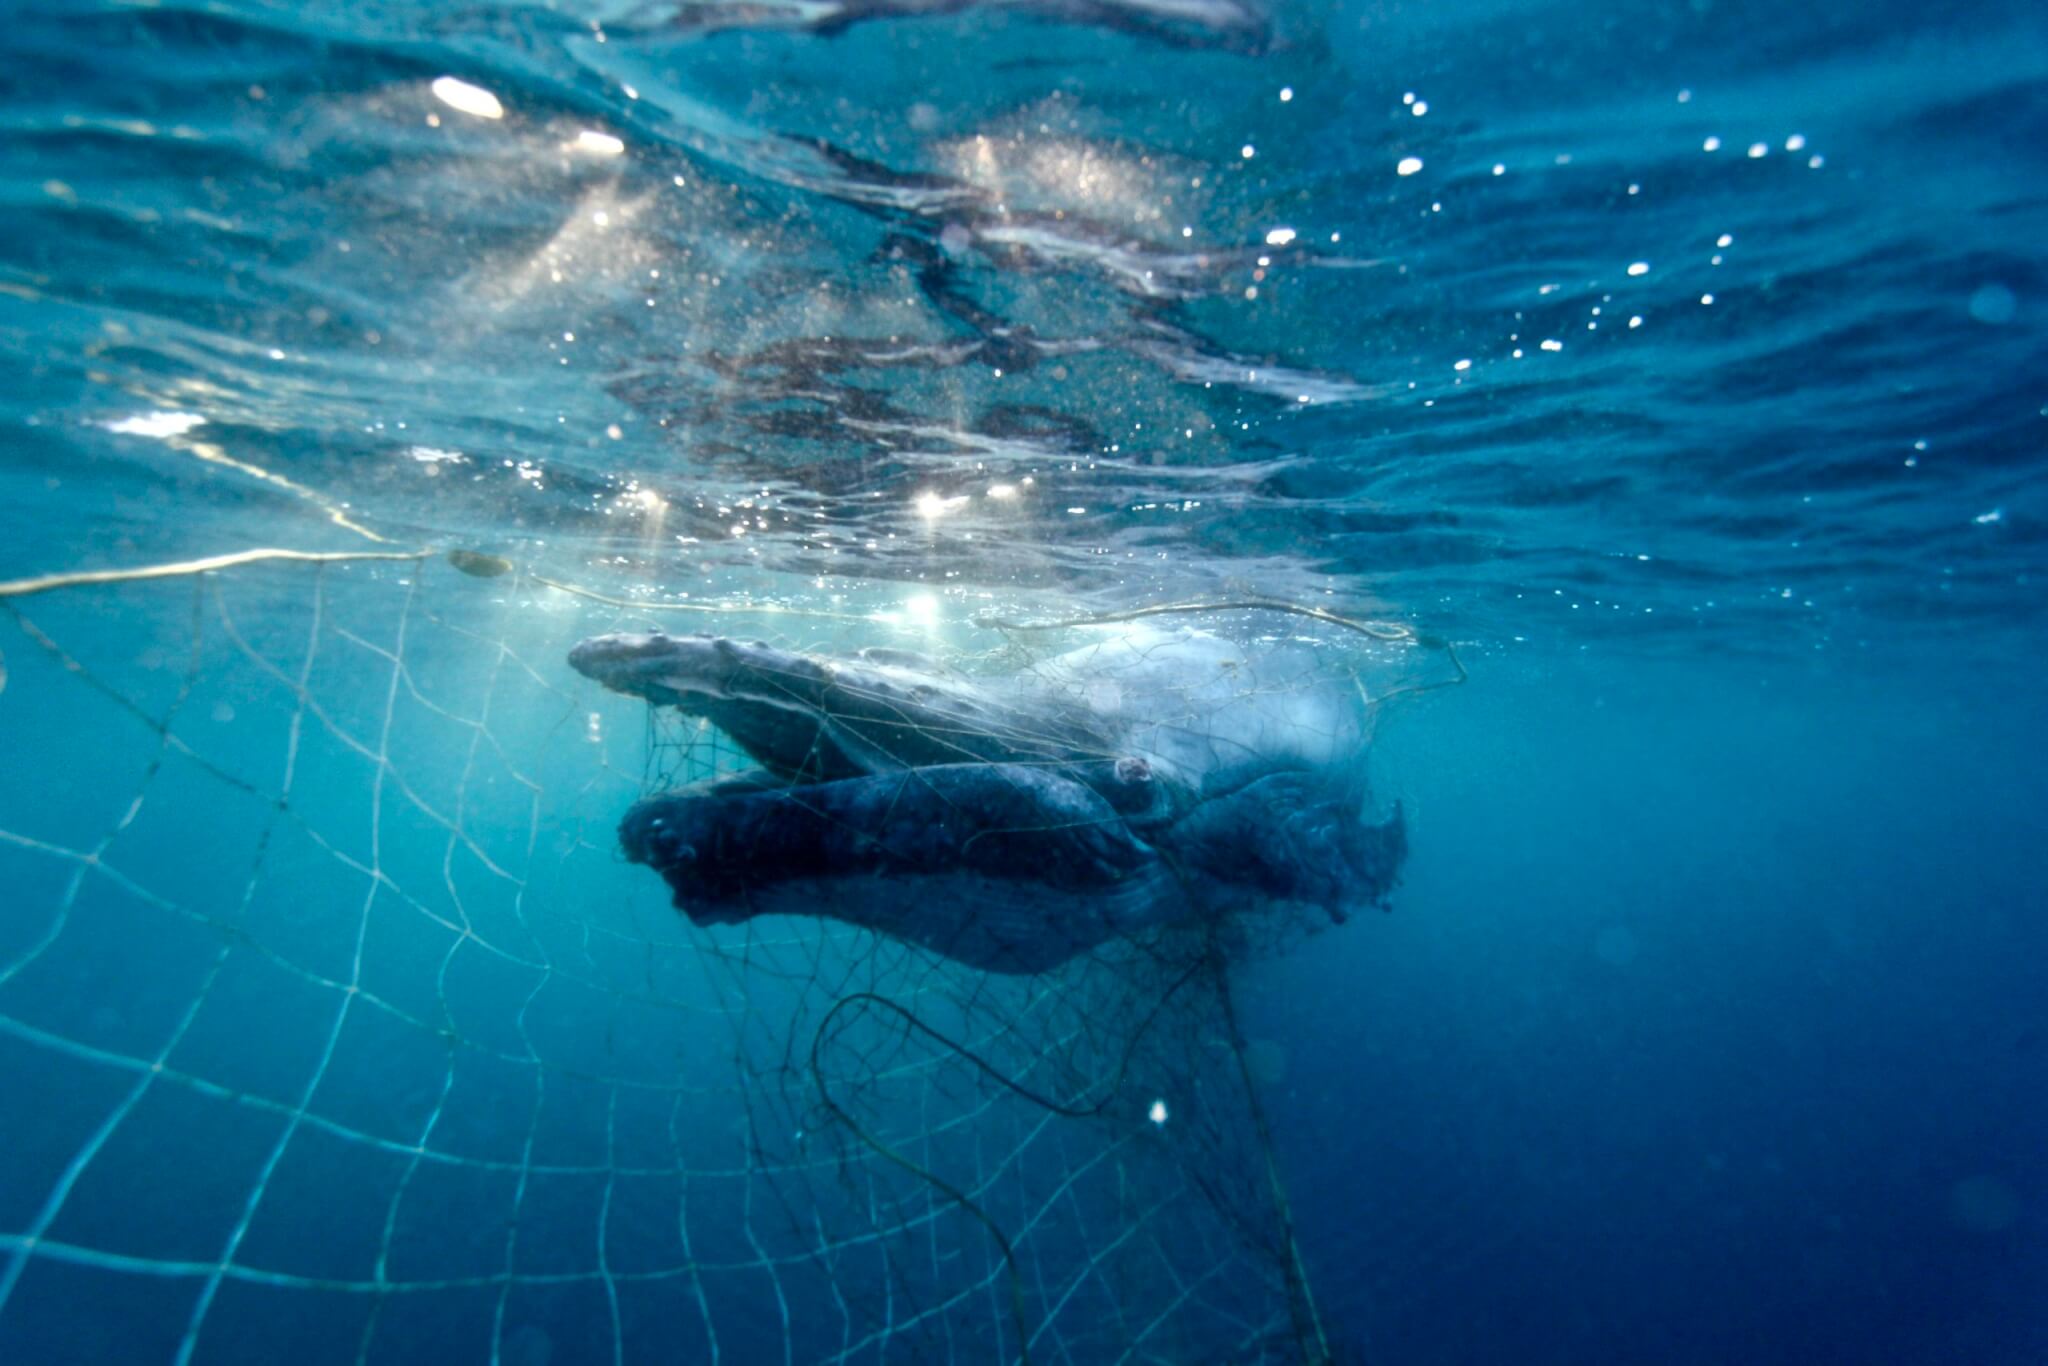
<box><xmin>2</xmin><ymin>0</ymin><xmax>2045</xmax><ymax>1362</ymax></box>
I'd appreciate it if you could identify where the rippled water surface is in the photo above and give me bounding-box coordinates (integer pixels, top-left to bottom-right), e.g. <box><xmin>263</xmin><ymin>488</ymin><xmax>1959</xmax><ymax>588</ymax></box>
<box><xmin>2</xmin><ymin>0</ymin><xmax>2045</xmax><ymax>1363</ymax></box>
<box><xmin>6</xmin><ymin>0</ymin><xmax>2042</xmax><ymax>635</ymax></box>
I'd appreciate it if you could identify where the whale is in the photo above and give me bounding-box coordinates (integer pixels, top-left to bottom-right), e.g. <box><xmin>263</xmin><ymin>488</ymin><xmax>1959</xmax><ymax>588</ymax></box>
<box><xmin>570</xmin><ymin>624</ymin><xmax>1404</xmax><ymax>972</ymax></box>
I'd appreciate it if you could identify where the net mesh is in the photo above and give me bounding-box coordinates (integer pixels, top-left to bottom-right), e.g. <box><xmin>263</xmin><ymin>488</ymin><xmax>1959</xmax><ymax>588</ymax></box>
<box><xmin>0</xmin><ymin>551</ymin><xmax>1451</xmax><ymax>1365</ymax></box>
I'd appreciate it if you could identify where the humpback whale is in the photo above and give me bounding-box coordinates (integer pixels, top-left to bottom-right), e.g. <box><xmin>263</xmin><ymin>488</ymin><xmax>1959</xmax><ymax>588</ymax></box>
<box><xmin>570</xmin><ymin>625</ymin><xmax>1404</xmax><ymax>973</ymax></box>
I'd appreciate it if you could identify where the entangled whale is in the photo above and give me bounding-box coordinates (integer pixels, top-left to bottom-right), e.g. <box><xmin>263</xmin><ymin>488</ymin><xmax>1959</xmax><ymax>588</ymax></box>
<box><xmin>570</xmin><ymin>624</ymin><xmax>1405</xmax><ymax>973</ymax></box>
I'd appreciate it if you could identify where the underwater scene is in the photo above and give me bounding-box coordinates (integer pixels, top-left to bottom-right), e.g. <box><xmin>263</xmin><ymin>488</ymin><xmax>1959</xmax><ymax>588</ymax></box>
<box><xmin>1</xmin><ymin>0</ymin><xmax>2044</xmax><ymax>1362</ymax></box>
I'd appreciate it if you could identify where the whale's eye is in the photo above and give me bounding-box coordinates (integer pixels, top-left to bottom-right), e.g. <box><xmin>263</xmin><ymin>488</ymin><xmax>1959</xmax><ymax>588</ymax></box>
<box><xmin>1114</xmin><ymin>756</ymin><xmax>1152</xmax><ymax>784</ymax></box>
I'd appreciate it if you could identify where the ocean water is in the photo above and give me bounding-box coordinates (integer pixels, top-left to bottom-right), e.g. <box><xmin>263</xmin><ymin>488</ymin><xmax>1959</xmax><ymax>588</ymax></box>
<box><xmin>1</xmin><ymin>0</ymin><xmax>2045</xmax><ymax>1362</ymax></box>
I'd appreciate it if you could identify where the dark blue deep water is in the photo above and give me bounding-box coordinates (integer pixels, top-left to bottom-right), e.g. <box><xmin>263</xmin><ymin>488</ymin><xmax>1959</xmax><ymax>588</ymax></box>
<box><xmin>1</xmin><ymin>0</ymin><xmax>2044</xmax><ymax>1362</ymax></box>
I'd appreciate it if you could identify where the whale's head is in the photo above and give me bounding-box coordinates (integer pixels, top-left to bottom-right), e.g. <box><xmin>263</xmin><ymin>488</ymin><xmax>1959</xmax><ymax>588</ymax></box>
<box><xmin>617</xmin><ymin>789</ymin><xmax>759</xmax><ymax>927</ymax></box>
<box><xmin>568</xmin><ymin>631</ymin><xmax>770</xmax><ymax>707</ymax></box>
<box><xmin>1168</xmin><ymin>773</ymin><xmax>1406</xmax><ymax>921</ymax></box>
<box><xmin>1272</xmin><ymin>793</ymin><xmax>1406</xmax><ymax>918</ymax></box>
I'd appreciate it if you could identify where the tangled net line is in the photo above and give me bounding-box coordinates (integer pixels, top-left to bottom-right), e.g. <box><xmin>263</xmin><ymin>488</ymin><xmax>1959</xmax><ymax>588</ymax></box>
<box><xmin>0</xmin><ymin>547</ymin><xmax>1458</xmax><ymax>1366</ymax></box>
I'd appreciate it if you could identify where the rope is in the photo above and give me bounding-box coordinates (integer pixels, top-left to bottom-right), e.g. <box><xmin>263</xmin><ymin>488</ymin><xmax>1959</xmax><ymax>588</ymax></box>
<box><xmin>806</xmin><ymin>961</ymin><xmax>1205</xmax><ymax>1366</ymax></box>
<box><xmin>973</xmin><ymin>597</ymin><xmax>1418</xmax><ymax>641</ymax></box>
<box><xmin>1212</xmin><ymin>941</ymin><xmax>1337</xmax><ymax>1365</ymax></box>
<box><xmin>0</xmin><ymin>548</ymin><xmax>431</xmax><ymax>599</ymax></box>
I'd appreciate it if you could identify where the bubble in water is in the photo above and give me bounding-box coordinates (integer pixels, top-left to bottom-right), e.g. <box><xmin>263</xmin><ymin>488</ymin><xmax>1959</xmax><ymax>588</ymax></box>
<box><xmin>1594</xmin><ymin>925</ymin><xmax>1640</xmax><ymax>967</ymax></box>
<box><xmin>1948</xmin><ymin>1175</ymin><xmax>2020</xmax><ymax>1234</ymax></box>
<box><xmin>1968</xmin><ymin>283</ymin><xmax>2017</xmax><ymax>325</ymax></box>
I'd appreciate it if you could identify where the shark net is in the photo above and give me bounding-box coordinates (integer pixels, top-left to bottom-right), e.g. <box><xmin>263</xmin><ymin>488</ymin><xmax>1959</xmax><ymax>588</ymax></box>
<box><xmin>0</xmin><ymin>550</ymin><xmax>1453</xmax><ymax>1365</ymax></box>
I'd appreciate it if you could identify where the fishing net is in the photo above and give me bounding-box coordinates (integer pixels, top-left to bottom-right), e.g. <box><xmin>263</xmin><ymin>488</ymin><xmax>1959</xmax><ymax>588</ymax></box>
<box><xmin>0</xmin><ymin>549</ymin><xmax>1455</xmax><ymax>1365</ymax></box>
